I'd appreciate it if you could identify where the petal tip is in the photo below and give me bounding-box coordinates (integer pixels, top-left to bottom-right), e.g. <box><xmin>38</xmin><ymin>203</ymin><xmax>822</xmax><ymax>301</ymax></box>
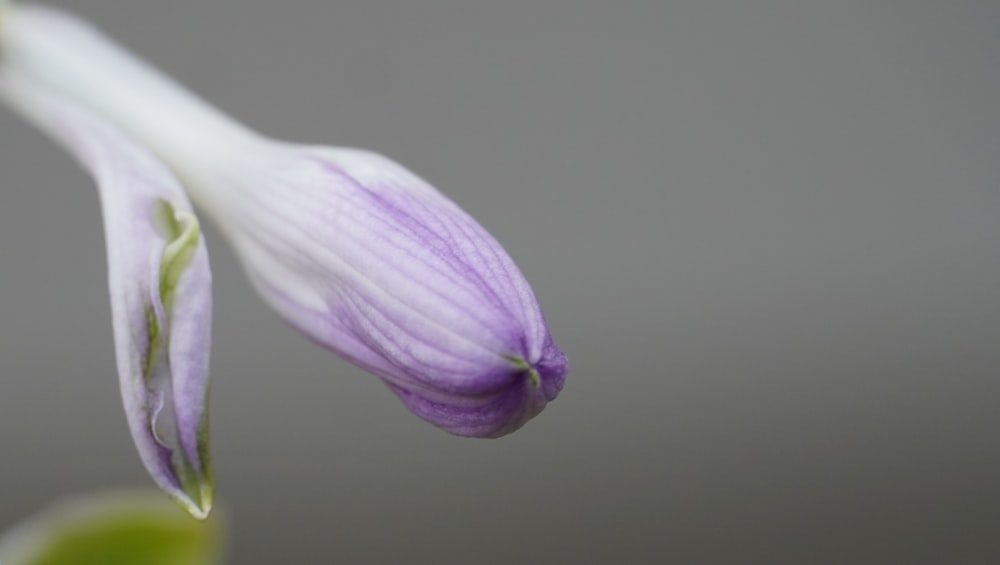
<box><xmin>171</xmin><ymin>481</ymin><xmax>214</xmax><ymax>521</ymax></box>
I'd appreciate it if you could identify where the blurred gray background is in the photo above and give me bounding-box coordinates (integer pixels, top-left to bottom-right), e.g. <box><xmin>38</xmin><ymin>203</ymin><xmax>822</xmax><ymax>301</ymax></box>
<box><xmin>1</xmin><ymin>1</ymin><xmax>998</xmax><ymax>563</ymax></box>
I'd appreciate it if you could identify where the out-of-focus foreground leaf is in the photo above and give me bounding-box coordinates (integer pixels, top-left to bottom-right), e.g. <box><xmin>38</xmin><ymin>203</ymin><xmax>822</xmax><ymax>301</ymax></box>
<box><xmin>0</xmin><ymin>491</ymin><xmax>224</xmax><ymax>565</ymax></box>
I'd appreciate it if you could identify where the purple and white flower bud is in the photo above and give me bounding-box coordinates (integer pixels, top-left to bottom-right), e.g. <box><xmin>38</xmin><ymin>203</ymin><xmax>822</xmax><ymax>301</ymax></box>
<box><xmin>0</xmin><ymin>69</ymin><xmax>214</xmax><ymax>517</ymax></box>
<box><xmin>1</xmin><ymin>3</ymin><xmax>567</xmax><ymax>438</ymax></box>
<box><xmin>193</xmin><ymin>142</ymin><xmax>568</xmax><ymax>437</ymax></box>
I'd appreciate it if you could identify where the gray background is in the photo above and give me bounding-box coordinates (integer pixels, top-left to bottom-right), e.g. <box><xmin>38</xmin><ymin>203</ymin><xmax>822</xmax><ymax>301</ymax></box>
<box><xmin>1</xmin><ymin>1</ymin><xmax>998</xmax><ymax>563</ymax></box>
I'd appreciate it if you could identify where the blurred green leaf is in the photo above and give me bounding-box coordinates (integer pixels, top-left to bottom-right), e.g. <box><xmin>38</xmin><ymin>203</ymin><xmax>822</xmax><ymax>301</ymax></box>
<box><xmin>0</xmin><ymin>491</ymin><xmax>224</xmax><ymax>565</ymax></box>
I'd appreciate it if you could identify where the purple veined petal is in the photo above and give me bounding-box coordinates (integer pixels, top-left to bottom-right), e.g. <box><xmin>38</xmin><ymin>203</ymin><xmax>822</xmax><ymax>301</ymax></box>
<box><xmin>0</xmin><ymin>69</ymin><xmax>214</xmax><ymax>518</ymax></box>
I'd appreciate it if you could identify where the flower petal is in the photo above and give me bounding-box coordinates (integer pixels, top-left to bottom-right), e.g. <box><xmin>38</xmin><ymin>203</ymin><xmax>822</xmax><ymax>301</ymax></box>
<box><xmin>0</xmin><ymin>69</ymin><xmax>214</xmax><ymax>518</ymax></box>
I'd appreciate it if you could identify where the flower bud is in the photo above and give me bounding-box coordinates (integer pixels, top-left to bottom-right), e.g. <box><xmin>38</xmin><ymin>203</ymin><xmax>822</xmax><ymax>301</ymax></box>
<box><xmin>0</xmin><ymin>69</ymin><xmax>214</xmax><ymax>518</ymax></box>
<box><xmin>196</xmin><ymin>142</ymin><xmax>568</xmax><ymax>437</ymax></box>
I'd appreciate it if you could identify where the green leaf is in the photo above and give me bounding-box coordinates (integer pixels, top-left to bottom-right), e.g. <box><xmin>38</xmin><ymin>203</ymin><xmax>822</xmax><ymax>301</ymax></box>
<box><xmin>0</xmin><ymin>491</ymin><xmax>224</xmax><ymax>565</ymax></box>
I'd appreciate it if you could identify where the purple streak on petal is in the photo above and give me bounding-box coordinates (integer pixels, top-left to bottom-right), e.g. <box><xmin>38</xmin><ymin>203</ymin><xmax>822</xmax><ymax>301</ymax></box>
<box><xmin>536</xmin><ymin>339</ymin><xmax>570</xmax><ymax>400</ymax></box>
<box><xmin>166</xmin><ymin>240</ymin><xmax>213</xmax><ymax>475</ymax></box>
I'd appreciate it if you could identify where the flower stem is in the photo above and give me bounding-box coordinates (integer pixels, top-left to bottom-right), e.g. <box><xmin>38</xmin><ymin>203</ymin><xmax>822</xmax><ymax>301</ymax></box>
<box><xmin>0</xmin><ymin>4</ymin><xmax>261</xmax><ymax>179</ymax></box>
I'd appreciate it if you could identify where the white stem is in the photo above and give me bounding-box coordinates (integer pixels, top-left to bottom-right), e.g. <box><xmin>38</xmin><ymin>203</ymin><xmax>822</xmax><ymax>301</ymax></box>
<box><xmin>1</xmin><ymin>4</ymin><xmax>265</xmax><ymax>180</ymax></box>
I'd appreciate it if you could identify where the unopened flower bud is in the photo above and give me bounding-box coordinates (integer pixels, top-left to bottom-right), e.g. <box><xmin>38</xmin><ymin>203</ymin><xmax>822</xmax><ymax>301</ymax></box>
<box><xmin>0</xmin><ymin>68</ymin><xmax>214</xmax><ymax>518</ymax></box>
